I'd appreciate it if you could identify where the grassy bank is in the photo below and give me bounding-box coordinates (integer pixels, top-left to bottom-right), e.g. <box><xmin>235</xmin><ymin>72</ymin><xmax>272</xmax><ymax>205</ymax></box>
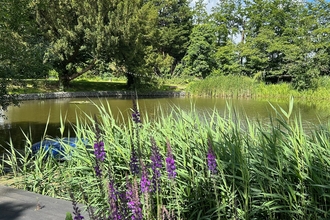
<box><xmin>10</xmin><ymin>76</ymin><xmax>185</xmax><ymax>94</ymax></box>
<box><xmin>1</xmin><ymin>99</ymin><xmax>330</xmax><ymax>219</ymax></box>
<box><xmin>11</xmin><ymin>75</ymin><xmax>330</xmax><ymax>105</ymax></box>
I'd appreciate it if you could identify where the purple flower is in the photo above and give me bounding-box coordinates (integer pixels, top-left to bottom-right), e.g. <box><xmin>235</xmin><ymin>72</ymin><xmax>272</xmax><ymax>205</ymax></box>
<box><xmin>150</xmin><ymin>137</ymin><xmax>163</xmax><ymax>192</ymax></box>
<box><xmin>207</xmin><ymin>138</ymin><xmax>217</xmax><ymax>175</ymax></box>
<box><xmin>108</xmin><ymin>179</ymin><xmax>121</xmax><ymax>220</ymax></box>
<box><xmin>119</xmin><ymin>191</ymin><xmax>129</xmax><ymax>218</ymax></box>
<box><xmin>132</xmin><ymin>98</ymin><xmax>141</xmax><ymax>124</ymax></box>
<box><xmin>93</xmin><ymin>117</ymin><xmax>106</xmax><ymax>178</ymax></box>
<box><xmin>126</xmin><ymin>179</ymin><xmax>143</xmax><ymax>220</ymax></box>
<box><xmin>165</xmin><ymin>140</ymin><xmax>176</xmax><ymax>179</ymax></box>
<box><xmin>94</xmin><ymin>141</ymin><xmax>105</xmax><ymax>161</ymax></box>
<box><xmin>130</xmin><ymin>144</ymin><xmax>140</xmax><ymax>175</ymax></box>
<box><xmin>94</xmin><ymin>163</ymin><xmax>102</xmax><ymax>177</ymax></box>
<box><xmin>70</xmin><ymin>193</ymin><xmax>84</xmax><ymax>220</ymax></box>
<box><xmin>140</xmin><ymin>162</ymin><xmax>151</xmax><ymax>193</ymax></box>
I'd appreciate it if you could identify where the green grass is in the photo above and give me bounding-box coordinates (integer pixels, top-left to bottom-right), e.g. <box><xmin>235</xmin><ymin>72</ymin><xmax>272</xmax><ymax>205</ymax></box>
<box><xmin>9</xmin><ymin>78</ymin><xmax>128</xmax><ymax>94</ymax></box>
<box><xmin>10</xmin><ymin>76</ymin><xmax>187</xmax><ymax>94</ymax></box>
<box><xmin>2</xmin><ymin>99</ymin><xmax>330</xmax><ymax>219</ymax></box>
<box><xmin>186</xmin><ymin>75</ymin><xmax>330</xmax><ymax>104</ymax></box>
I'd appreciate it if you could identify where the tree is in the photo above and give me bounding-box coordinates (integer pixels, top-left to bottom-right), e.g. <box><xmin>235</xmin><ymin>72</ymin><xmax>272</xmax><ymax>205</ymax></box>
<box><xmin>308</xmin><ymin>0</ymin><xmax>330</xmax><ymax>77</ymax></box>
<box><xmin>210</xmin><ymin>0</ymin><xmax>245</xmax><ymax>75</ymax></box>
<box><xmin>149</xmin><ymin>0</ymin><xmax>193</xmax><ymax>77</ymax></box>
<box><xmin>179</xmin><ymin>24</ymin><xmax>217</xmax><ymax>78</ymax></box>
<box><xmin>212</xmin><ymin>0</ymin><xmax>245</xmax><ymax>46</ymax></box>
<box><xmin>240</xmin><ymin>0</ymin><xmax>312</xmax><ymax>85</ymax></box>
<box><xmin>192</xmin><ymin>0</ymin><xmax>209</xmax><ymax>25</ymax></box>
<box><xmin>32</xmin><ymin>0</ymin><xmax>158</xmax><ymax>89</ymax></box>
<box><xmin>0</xmin><ymin>0</ymin><xmax>47</xmax><ymax>112</ymax></box>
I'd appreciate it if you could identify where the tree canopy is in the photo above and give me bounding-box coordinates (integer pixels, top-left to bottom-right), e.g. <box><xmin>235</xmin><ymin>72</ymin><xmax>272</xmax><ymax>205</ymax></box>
<box><xmin>1</xmin><ymin>0</ymin><xmax>330</xmax><ymax>106</ymax></box>
<box><xmin>0</xmin><ymin>0</ymin><xmax>47</xmax><ymax>112</ymax></box>
<box><xmin>32</xmin><ymin>0</ymin><xmax>158</xmax><ymax>88</ymax></box>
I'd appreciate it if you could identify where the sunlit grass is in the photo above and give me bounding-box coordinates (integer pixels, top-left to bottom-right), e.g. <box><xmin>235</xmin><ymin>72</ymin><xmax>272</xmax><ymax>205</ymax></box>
<box><xmin>186</xmin><ymin>75</ymin><xmax>330</xmax><ymax>103</ymax></box>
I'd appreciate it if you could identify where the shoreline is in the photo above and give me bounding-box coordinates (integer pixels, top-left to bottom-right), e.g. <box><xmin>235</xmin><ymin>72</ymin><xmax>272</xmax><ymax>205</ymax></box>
<box><xmin>16</xmin><ymin>90</ymin><xmax>187</xmax><ymax>101</ymax></box>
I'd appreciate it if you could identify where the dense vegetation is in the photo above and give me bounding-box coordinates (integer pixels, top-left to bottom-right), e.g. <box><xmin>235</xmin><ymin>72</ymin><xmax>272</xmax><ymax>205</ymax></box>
<box><xmin>1</xmin><ymin>0</ymin><xmax>330</xmax><ymax>107</ymax></box>
<box><xmin>2</xmin><ymin>99</ymin><xmax>330</xmax><ymax>219</ymax></box>
<box><xmin>2</xmin><ymin>1</ymin><xmax>330</xmax><ymax>219</ymax></box>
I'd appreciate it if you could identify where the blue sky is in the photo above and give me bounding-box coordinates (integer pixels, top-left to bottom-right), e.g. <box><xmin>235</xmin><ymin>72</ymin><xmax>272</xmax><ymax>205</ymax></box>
<box><xmin>190</xmin><ymin>0</ymin><xmax>217</xmax><ymax>12</ymax></box>
<box><xmin>190</xmin><ymin>0</ymin><xmax>330</xmax><ymax>13</ymax></box>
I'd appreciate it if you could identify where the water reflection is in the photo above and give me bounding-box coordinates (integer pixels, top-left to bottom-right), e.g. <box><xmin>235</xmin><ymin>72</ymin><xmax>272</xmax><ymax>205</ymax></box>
<box><xmin>1</xmin><ymin>97</ymin><xmax>329</xmax><ymax>153</ymax></box>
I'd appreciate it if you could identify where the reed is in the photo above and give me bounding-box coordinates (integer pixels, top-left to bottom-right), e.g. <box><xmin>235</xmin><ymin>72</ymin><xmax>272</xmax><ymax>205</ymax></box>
<box><xmin>186</xmin><ymin>75</ymin><xmax>330</xmax><ymax>103</ymax></box>
<box><xmin>2</xmin><ymin>98</ymin><xmax>330</xmax><ymax>219</ymax></box>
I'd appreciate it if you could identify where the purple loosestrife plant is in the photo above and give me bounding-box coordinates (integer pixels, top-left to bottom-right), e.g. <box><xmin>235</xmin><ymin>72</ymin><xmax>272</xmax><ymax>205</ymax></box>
<box><xmin>130</xmin><ymin>143</ymin><xmax>140</xmax><ymax>175</ymax></box>
<box><xmin>94</xmin><ymin>164</ymin><xmax>102</xmax><ymax>177</ymax></box>
<box><xmin>70</xmin><ymin>193</ymin><xmax>84</xmax><ymax>220</ymax></box>
<box><xmin>140</xmin><ymin>161</ymin><xmax>151</xmax><ymax>193</ymax></box>
<box><xmin>207</xmin><ymin>138</ymin><xmax>217</xmax><ymax>175</ymax></box>
<box><xmin>93</xmin><ymin>117</ymin><xmax>106</xmax><ymax>177</ymax></box>
<box><xmin>150</xmin><ymin>137</ymin><xmax>163</xmax><ymax>192</ymax></box>
<box><xmin>165</xmin><ymin>140</ymin><xmax>177</xmax><ymax>180</ymax></box>
<box><xmin>132</xmin><ymin>98</ymin><xmax>141</xmax><ymax>124</ymax></box>
<box><xmin>94</xmin><ymin>141</ymin><xmax>105</xmax><ymax>162</ymax></box>
<box><xmin>126</xmin><ymin>179</ymin><xmax>143</xmax><ymax>220</ymax></box>
<box><xmin>108</xmin><ymin>178</ymin><xmax>121</xmax><ymax>220</ymax></box>
<box><xmin>119</xmin><ymin>191</ymin><xmax>129</xmax><ymax>218</ymax></box>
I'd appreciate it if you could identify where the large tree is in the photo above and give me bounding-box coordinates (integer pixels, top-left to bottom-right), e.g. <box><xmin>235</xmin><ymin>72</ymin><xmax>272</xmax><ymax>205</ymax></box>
<box><xmin>32</xmin><ymin>0</ymin><xmax>158</xmax><ymax>89</ymax></box>
<box><xmin>149</xmin><ymin>0</ymin><xmax>193</xmax><ymax>77</ymax></box>
<box><xmin>0</xmin><ymin>0</ymin><xmax>47</xmax><ymax>112</ymax></box>
<box><xmin>179</xmin><ymin>23</ymin><xmax>217</xmax><ymax>78</ymax></box>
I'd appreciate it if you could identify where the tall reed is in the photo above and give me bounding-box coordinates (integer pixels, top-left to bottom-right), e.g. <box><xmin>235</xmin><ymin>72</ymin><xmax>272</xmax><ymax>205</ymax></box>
<box><xmin>2</xmin><ymin>98</ymin><xmax>330</xmax><ymax>219</ymax></box>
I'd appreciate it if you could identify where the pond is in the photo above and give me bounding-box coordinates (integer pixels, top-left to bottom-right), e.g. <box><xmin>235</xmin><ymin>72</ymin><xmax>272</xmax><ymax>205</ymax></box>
<box><xmin>0</xmin><ymin>96</ymin><xmax>329</xmax><ymax>154</ymax></box>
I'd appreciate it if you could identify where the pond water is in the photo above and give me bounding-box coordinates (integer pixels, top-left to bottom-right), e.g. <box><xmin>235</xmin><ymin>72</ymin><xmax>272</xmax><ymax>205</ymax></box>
<box><xmin>1</xmin><ymin>96</ymin><xmax>329</xmax><ymax>153</ymax></box>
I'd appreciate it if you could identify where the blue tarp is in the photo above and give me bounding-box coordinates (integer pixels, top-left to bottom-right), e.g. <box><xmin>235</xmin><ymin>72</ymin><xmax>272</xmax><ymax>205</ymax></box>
<box><xmin>31</xmin><ymin>137</ymin><xmax>88</xmax><ymax>160</ymax></box>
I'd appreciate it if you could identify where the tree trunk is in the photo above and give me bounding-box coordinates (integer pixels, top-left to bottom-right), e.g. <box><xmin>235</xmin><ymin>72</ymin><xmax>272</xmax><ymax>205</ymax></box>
<box><xmin>126</xmin><ymin>72</ymin><xmax>135</xmax><ymax>89</ymax></box>
<box><xmin>58</xmin><ymin>71</ymin><xmax>71</xmax><ymax>91</ymax></box>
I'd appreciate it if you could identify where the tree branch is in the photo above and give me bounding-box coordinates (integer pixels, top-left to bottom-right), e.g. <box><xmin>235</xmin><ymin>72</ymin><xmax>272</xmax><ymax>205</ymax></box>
<box><xmin>69</xmin><ymin>59</ymin><xmax>97</xmax><ymax>81</ymax></box>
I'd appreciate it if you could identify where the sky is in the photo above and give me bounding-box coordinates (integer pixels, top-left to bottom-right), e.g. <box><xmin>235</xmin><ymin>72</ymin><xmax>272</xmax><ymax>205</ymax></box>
<box><xmin>190</xmin><ymin>0</ymin><xmax>330</xmax><ymax>13</ymax></box>
<box><xmin>190</xmin><ymin>0</ymin><xmax>217</xmax><ymax>13</ymax></box>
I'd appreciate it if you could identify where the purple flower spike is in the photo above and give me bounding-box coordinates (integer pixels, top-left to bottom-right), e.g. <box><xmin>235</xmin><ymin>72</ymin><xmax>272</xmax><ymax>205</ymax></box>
<box><xmin>150</xmin><ymin>137</ymin><xmax>163</xmax><ymax>192</ymax></box>
<box><xmin>126</xmin><ymin>179</ymin><xmax>143</xmax><ymax>220</ymax></box>
<box><xmin>94</xmin><ymin>163</ymin><xmax>102</xmax><ymax>177</ymax></box>
<box><xmin>207</xmin><ymin>138</ymin><xmax>217</xmax><ymax>175</ymax></box>
<box><xmin>70</xmin><ymin>193</ymin><xmax>84</xmax><ymax>220</ymax></box>
<box><xmin>130</xmin><ymin>144</ymin><xmax>140</xmax><ymax>175</ymax></box>
<box><xmin>165</xmin><ymin>140</ymin><xmax>176</xmax><ymax>179</ymax></box>
<box><xmin>108</xmin><ymin>179</ymin><xmax>121</xmax><ymax>220</ymax></box>
<box><xmin>94</xmin><ymin>141</ymin><xmax>105</xmax><ymax>162</ymax></box>
<box><xmin>132</xmin><ymin>98</ymin><xmax>141</xmax><ymax>124</ymax></box>
<box><xmin>93</xmin><ymin>116</ymin><xmax>106</xmax><ymax>177</ymax></box>
<box><xmin>140</xmin><ymin>162</ymin><xmax>151</xmax><ymax>193</ymax></box>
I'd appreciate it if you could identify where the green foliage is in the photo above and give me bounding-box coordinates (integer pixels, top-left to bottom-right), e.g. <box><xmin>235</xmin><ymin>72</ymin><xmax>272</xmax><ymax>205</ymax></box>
<box><xmin>145</xmin><ymin>0</ymin><xmax>193</xmax><ymax>77</ymax></box>
<box><xmin>214</xmin><ymin>41</ymin><xmax>241</xmax><ymax>75</ymax></box>
<box><xmin>0</xmin><ymin>0</ymin><xmax>48</xmax><ymax>111</ymax></box>
<box><xmin>32</xmin><ymin>0</ymin><xmax>158</xmax><ymax>89</ymax></box>
<box><xmin>152</xmin><ymin>0</ymin><xmax>193</xmax><ymax>61</ymax></box>
<box><xmin>187</xmin><ymin>75</ymin><xmax>257</xmax><ymax>97</ymax></box>
<box><xmin>179</xmin><ymin>24</ymin><xmax>217</xmax><ymax>78</ymax></box>
<box><xmin>206</xmin><ymin>0</ymin><xmax>330</xmax><ymax>90</ymax></box>
<box><xmin>65</xmin><ymin>212</ymin><xmax>72</xmax><ymax>220</ymax></box>
<box><xmin>3</xmin><ymin>100</ymin><xmax>330</xmax><ymax>219</ymax></box>
<box><xmin>191</xmin><ymin>0</ymin><xmax>209</xmax><ymax>25</ymax></box>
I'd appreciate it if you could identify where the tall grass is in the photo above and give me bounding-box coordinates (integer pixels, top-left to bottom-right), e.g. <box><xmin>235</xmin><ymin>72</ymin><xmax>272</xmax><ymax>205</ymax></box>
<box><xmin>2</xmin><ymin>98</ymin><xmax>330</xmax><ymax>219</ymax></box>
<box><xmin>186</xmin><ymin>75</ymin><xmax>330</xmax><ymax>104</ymax></box>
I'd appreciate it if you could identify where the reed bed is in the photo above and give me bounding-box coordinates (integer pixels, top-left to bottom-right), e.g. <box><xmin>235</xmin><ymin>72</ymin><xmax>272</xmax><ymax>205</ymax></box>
<box><xmin>1</xmin><ymin>98</ymin><xmax>330</xmax><ymax>219</ymax></box>
<box><xmin>186</xmin><ymin>75</ymin><xmax>330</xmax><ymax>103</ymax></box>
